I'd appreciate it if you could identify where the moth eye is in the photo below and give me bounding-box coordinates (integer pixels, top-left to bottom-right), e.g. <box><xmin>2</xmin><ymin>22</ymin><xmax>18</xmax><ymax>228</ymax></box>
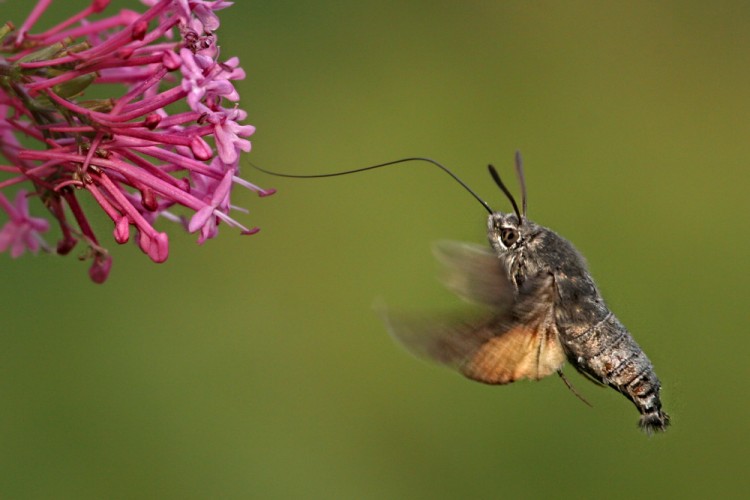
<box><xmin>500</xmin><ymin>227</ymin><xmax>520</xmax><ymax>247</ymax></box>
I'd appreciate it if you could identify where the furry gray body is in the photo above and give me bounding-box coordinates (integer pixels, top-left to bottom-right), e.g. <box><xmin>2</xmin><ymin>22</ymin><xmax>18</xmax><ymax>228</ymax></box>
<box><xmin>488</xmin><ymin>213</ymin><xmax>669</xmax><ymax>432</ymax></box>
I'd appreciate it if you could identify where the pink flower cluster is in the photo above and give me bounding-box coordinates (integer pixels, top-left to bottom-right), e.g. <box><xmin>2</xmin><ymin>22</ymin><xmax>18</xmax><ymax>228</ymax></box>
<box><xmin>0</xmin><ymin>0</ymin><xmax>274</xmax><ymax>283</ymax></box>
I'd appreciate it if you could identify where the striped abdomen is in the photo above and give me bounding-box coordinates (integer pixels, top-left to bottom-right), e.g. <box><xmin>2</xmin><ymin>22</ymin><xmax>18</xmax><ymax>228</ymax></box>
<box><xmin>562</xmin><ymin>312</ymin><xmax>670</xmax><ymax>433</ymax></box>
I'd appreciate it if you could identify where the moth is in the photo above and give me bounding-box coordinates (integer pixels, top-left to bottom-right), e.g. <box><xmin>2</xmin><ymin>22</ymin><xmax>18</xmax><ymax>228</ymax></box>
<box><xmin>251</xmin><ymin>153</ymin><xmax>670</xmax><ymax>433</ymax></box>
<box><xmin>385</xmin><ymin>153</ymin><xmax>670</xmax><ymax>434</ymax></box>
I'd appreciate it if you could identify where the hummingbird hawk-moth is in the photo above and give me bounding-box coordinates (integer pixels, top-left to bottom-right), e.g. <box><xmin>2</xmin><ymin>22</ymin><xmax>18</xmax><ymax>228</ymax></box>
<box><xmin>385</xmin><ymin>153</ymin><xmax>670</xmax><ymax>434</ymax></box>
<box><xmin>252</xmin><ymin>153</ymin><xmax>670</xmax><ymax>433</ymax></box>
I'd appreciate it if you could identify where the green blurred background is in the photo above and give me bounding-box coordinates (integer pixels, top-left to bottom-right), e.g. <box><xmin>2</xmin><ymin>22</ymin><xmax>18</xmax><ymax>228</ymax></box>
<box><xmin>2</xmin><ymin>1</ymin><xmax>749</xmax><ymax>498</ymax></box>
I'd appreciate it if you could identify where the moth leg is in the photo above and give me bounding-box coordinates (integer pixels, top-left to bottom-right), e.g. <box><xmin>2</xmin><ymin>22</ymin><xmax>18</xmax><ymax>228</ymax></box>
<box><xmin>557</xmin><ymin>370</ymin><xmax>592</xmax><ymax>407</ymax></box>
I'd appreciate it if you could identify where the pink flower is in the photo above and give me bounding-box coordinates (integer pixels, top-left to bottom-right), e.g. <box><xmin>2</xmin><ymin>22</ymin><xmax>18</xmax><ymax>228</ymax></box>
<box><xmin>0</xmin><ymin>190</ymin><xmax>50</xmax><ymax>258</ymax></box>
<box><xmin>0</xmin><ymin>0</ymin><xmax>274</xmax><ymax>283</ymax></box>
<box><xmin>207</xmin><ymin>107</ymin><xmax>254</xmax><ymax>164</ymax></box>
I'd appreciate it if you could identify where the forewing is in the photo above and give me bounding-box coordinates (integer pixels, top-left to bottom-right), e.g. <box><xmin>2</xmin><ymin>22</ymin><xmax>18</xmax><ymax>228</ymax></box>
<box><xmin>383</xmin><ymin>311</ymin><xmax>500</xmax><ymax>369</ymax></box>
<box><xmin>432</xmin><ymin>240</ymin><xmax>514</xmax><ymax>309</ymax></box>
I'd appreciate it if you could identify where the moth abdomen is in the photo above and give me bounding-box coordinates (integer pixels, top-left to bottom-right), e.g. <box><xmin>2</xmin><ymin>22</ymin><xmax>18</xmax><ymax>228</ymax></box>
<box><xmin>610</xmin><ymin>351</ymin><xmax>668</xmax><ymax>432</ymax></box>
<box><xmin>562</xmin><ymin>313</ymin><xmax>670</xmax><ymax>433</ymax></box>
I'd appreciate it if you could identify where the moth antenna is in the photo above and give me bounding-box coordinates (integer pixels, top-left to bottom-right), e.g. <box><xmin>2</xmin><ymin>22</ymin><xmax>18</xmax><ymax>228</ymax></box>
<box><xmin>487</xmin><ymin>164</ymin><xmax>522</xmax><ymax>222</ymax></box>
<box><xmin>557</xmin><ymin>370</ymin><xmax>593</xmax><ymax>408</ymax></box>
<box><xmin>514</xmin><ymin>150</ymin><xmax>527</xmax><ymax>219</ymax></box>
<box><xmin>249</xmin><ymin>158</ymin><xmax>494</xmax><ymax>214</ymax></box>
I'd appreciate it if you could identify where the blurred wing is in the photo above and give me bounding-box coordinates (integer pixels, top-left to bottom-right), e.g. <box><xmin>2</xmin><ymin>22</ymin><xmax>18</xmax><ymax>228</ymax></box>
<box><xmin>461</xmin><ymin>321</ymin><xmax>566</xmax><ymax>384</ymax></box>
<box><xmin>432</xmin><ymin>241</ymin><xmax>514</xmax><ymax>309</ymax></box>
<box><xmin>383</xmin><ymin>274</ymin><xmax>566</xmax><ymax>384</ymax></box>
<box><xmin>385</xmin><ymin>312</ymin><xmax>565</xmax><ymax>384</ymax></box>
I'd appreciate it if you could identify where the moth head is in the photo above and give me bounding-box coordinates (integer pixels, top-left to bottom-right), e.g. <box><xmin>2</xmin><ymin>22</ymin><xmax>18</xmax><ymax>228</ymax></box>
<box><xmin>485</xmin><ymin>152</ymin><xmax>528</xmax><ymax>254</ymax></box>
<box><xmin>487</xmin><ymin>212</ymin><xmax>526</xmax><ymax>253</ymax></box>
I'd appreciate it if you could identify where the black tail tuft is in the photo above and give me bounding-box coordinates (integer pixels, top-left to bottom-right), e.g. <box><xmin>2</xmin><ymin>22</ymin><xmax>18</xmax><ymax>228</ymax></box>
<box><xmin>638</xmin><ymin>411</ymin><xmax>671</xmax><ymax>435</ymax></box>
